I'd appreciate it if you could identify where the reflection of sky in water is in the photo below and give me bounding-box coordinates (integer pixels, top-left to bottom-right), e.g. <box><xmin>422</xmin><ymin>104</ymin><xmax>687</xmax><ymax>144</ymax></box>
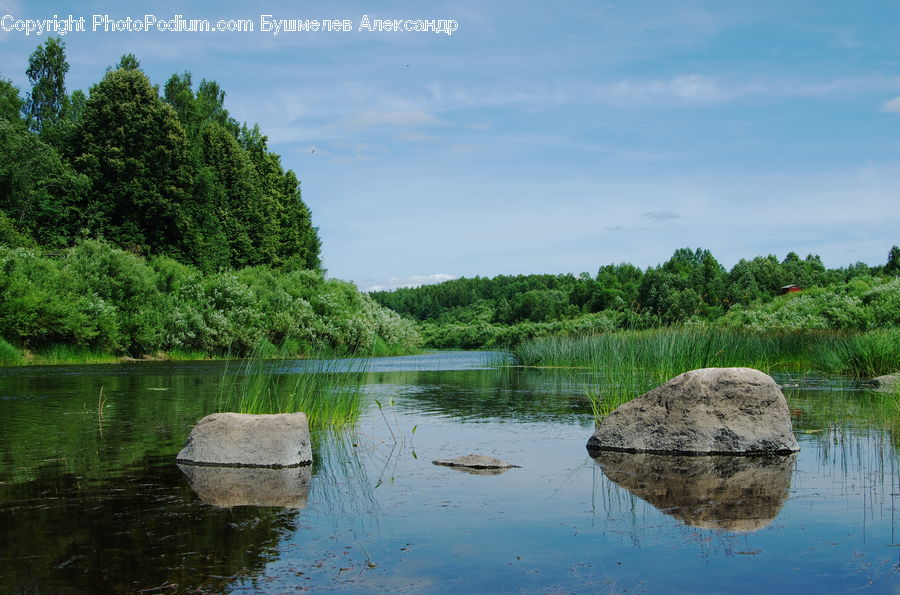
<box><xmin>0</xmin><ymin>352</ymin><xmax>896</xmax><ymax>593</ymax></box>
<box><xmin>266</xmin><ymin>397</ymin><xmax>897</xmax><ymax>594</ymax></box>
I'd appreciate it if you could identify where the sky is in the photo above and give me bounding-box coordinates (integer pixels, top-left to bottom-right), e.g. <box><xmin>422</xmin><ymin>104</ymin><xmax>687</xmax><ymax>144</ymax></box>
<box><xmin>2</xmin><ymin>1</ymin><xmax>899</xmax><ymax>290</ymax></box>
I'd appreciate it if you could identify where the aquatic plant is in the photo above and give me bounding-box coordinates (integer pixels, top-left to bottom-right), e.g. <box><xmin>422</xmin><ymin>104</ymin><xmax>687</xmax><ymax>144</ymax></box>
<box><xmin>511</xmin><ymin>327</ymin><xmax>891</xmax><ymax>421</ymax></box>
<box><xmin>217</xmin><ymin>339</ymin><xmax>369</xmax><ymax>428</ymax></box>
<box><xmin>811</xmin><ymin>328</ymin><xmax>900</xmax><ymax>378</ymax></box>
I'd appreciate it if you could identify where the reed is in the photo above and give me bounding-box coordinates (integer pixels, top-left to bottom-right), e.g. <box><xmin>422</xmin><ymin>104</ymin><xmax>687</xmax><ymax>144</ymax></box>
<box><xmin>511</xmin><ymin>327</ymin><xmax>866</xmax><ymax>420</ymax></box>
<box><xmin>217</xmin><ymin>340</ymin><xmax>369</xmax><ymax>429</ymax></box>
<box><xmin>811</xmin><ymin>328</ymin><xmax>900</xmax><ymax>378</ymax></box>
<box><xmin>32</xmin><ymin>344</ymin><xmax>119</xmax><ymax>365</ymax></box>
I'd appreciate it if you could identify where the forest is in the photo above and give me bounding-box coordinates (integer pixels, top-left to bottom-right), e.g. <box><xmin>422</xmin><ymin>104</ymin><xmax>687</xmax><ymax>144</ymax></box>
<box><xmin>1</xmin><ymin>38</ymin><xmax>318</xmax><ymax>270</ymax></box>
<box><xmin>370</xmin><ymin>246</ymin><xmax>900</xmax><ymax>349</ymax></box>
<box><xmin>0</xmin><ymin>38</ymin><xmax>419</xmax><ymax>362</ymax></box>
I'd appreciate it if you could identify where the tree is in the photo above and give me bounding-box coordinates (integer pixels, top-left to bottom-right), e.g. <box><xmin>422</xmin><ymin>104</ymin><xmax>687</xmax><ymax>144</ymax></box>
<box><xmin>638</xmin><ymin>248</ymin><xmax>727</xmax><ymax>319</ymax></box>
<box><xmin>73</xmin><ymin>68</ymin><xmax>193</xmax><ymax>257</ymax></box>
<box><xmin>24</xmin><ymin>36</ymin><xmax>69</xmax><ymax>134</ymax></box>
<box><xmin>0</xmin><ymin>120</ymin><xmax>88</xmax><ymax>245</ymax></box>
<box><xmin>115</xmin><ymin>53</ymin><xmax>141</xmax><ymax>71</ymax></box>
<box><xmin>0</xmin><ymin>77</ymin><xmax>24</xmax><ymax>123</ymax></box>
<box><xmin>886</xmin><ymin>245</ymin><xmax>900</xmax><ymax>276</ymax></box>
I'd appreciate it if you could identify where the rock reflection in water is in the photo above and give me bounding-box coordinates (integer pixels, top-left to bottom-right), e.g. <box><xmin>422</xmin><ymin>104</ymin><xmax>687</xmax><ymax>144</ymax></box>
<box><xmin>591</xmin><ymin>451</ymin><xmax>797</xmax><ymax>532</ymax></box>
<box><xmin>178</xmin><ymin>464</ymin><xmax>311</xmax><ymax>508</ymax></box>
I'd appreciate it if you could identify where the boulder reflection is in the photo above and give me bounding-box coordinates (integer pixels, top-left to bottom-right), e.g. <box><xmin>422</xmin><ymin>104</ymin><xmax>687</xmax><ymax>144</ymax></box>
<box><xmin>591</xmin><ymin>451</ymin><xmax>797</xmax><ymax>532</ymax></box>
<box><xmin>178</xmin><ymin>464</ymin><xmax>311</xmax><ymax>508</ymax></box>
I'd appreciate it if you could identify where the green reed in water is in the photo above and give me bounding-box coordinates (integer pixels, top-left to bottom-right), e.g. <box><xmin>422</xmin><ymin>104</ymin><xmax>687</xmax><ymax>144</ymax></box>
<box><xmin>512</xmin><ymin>327</ymin><xmax>899</xmax><ymax>421</ymax></box>
<box><xmin>217</xmin><ymin>339</ymin><xmax>370</xmax><ymax>429</ymax></box>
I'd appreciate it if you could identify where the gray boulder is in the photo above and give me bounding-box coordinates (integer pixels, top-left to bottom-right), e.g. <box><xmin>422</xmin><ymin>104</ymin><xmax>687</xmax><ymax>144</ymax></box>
<box><xmin>177</xmin><ymin>412</ymin><xmax>312</xmax><ymax>468</ymax></box>
<box><xmin>587</xmin><ymin>368</ymin><xmax>799</xmax><ymax>454</ymax></box>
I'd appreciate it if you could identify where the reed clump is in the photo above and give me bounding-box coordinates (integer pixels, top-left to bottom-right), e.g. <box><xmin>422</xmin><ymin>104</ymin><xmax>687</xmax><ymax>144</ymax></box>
<box><xmin>511</xmin><ymin>327</ymin><xmax>898</xmax><ymax>420</ymax></box>
<box><xmin>217</xmin><ymin>340</ymin><xmax>369</xmax><ymax>429</ymax></box>
<box><xmin>811</xmin><ymin>328</ymin><xmax>900</xmax><ymax>378</ymax></box>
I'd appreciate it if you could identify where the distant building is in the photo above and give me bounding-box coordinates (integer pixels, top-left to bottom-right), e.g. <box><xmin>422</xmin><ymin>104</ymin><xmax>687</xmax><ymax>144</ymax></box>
<box><xmin>780</xmin><ymin>284</ymin><xmax>802</xmax><ymax>295</ymax></box>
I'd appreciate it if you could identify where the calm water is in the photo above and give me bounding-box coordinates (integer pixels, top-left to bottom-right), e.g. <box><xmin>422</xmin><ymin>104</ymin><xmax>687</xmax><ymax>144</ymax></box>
<box><xmin>0</xmin><ymin>352</ymin><xmax>896</xmax><ymax>593</ymax></box>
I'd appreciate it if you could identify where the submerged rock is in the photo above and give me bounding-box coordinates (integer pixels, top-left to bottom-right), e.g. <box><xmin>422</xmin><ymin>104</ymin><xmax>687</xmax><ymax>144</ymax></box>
<box><xmin>177</xmin><ymin>412</ymin><xmax>312</xmax><ymax>468</ymax></box>
<box><xmin>587</xmin><ymin>367</ymin><xmax>799</xmax><ymax>454</ymax></box>
<box><xmin>178</xmin><ymin>464</ymin><xmax>311</xmax><ymax>508</ymax></box>
<box><xmin>432</xmin><ymin>454</ymin><xmax>520</xmax><ymax>472</ymax></box>
<box><xmin>592</xmin><ymin>450</ymin><xmax>797</xmax><ymax>532</ymax></box>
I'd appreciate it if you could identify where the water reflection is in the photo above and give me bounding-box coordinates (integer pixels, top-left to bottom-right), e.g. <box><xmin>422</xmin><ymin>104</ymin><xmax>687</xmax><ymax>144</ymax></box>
<box><xmin>0</xmin><ymin>457</ymin><xmax>299</xmax><ymax>593</ymax></box>
<box><xmin>178</xmin><ymin>464</ymin><xmax>312</xmax><ymax>508</ymax></box>
<box><xmin>591</xmin><ymin>451</ymin><xmax>797</xmax><ymax>532</ymax></box>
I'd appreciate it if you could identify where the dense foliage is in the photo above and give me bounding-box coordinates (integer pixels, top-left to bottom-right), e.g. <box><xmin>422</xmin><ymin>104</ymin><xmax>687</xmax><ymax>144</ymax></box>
<box><xmin>371</xmin><ymin>247</ymin><xmax>900</xmax><ymax>348</ymax></box>
<box><xmin>0</xmin><ymin>38</ymin><xmax>319</xmax><ymax>271</ymax></box>
<box><xmin>0</xmin><ymin>241</ymin><xmax>419</xmax><ymax>359</ymax></box>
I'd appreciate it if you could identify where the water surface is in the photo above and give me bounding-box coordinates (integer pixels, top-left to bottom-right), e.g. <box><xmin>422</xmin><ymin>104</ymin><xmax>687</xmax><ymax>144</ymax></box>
<box><xmin>0</xmin><ymin>352</ymin><xmax>896</xmax><ymax>593</ymax></box>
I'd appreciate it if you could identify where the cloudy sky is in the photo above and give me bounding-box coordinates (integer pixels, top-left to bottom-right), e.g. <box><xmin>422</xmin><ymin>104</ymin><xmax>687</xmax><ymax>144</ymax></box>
<box><xmin>2</xmin><ymin>1</ymin><xmax>899</xmax><ymax>290</ymax></box>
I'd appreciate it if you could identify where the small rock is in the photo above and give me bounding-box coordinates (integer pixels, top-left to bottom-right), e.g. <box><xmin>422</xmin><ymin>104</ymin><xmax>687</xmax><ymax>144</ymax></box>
<box><xmin>868</xmin><ymin>373</ymin><xmax>900</xmax><ymax>392</ymax></box>
<box><xmin>177</xmin><ymin>412</ymin><xmax>312</xmax><ymax>468</ymax></box>
<box><xmin>432</xmin><ymin>454</ymin><xmax>520</xmax><ymax>470</ymax></box>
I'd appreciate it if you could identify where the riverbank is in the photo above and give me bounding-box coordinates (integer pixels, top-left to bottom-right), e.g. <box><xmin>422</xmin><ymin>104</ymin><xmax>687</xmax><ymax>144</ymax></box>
<box><xmin>0</xmin><ymin>240</ymin><xmax>421</xmax><ymax>365</ymax></box>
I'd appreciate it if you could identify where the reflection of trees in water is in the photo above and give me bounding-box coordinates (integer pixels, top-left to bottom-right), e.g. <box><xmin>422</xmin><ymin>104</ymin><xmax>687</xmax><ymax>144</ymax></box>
<box><xmin>0</xmin><ymin>455</ymin><xmax>299</xmax><ymax>593</ymax></box>
<box><xmin>364</xmin><ymin>367</ymin><xmax>601</xmax><ymax>423</ymax></box>
<box><xmin>0</xmin><ymin>365</ymin><xmax>222</xmax><ymax>483</ymax></box>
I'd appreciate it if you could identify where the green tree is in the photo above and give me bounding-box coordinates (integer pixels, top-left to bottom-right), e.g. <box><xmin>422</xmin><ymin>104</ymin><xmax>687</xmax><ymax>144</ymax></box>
<box><xmin>885</xmin><ymin>245</ymin><xmax>900</xmax><ymax>276</ymax></box>
<box><xmin>0</xmin><ymin>120</ymin><xmax>88</xmax><ymax>245</ymax></box>
<box><xmin>24</xmin><ymin>36</ymin><xmax>69</xmax><ymax>134</ymax></box>
<box><xmin>73</xmin><ymin>68</ymin><xmax>193</xmax><ymax>257</ymax></box>
<box><xmin>638</xmin><ymin>248</ymin><xmax>727</xmax><ymax>320</ymax></box>
<box><xmin>115</xmin><ymin>53</ymin><xmax>141</xmax><ymax>71</ymax></box>
<box><xmin>0</xmin><ymin>77</ymin><xmax>24</xmax><ymax>123</ymax></box>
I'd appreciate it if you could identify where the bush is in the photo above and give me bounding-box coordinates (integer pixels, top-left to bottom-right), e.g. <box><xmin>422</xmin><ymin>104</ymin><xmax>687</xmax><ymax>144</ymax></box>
<box><xmin>0</xmin><ymin>240</ymin><xmax>421</xmax><ymax>360</ymax></box>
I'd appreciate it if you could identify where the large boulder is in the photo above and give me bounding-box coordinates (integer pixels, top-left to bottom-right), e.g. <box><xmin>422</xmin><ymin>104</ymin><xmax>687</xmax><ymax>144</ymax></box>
<box><xmin>177</xmin><ymin>412</ymin><xmax>312</xmax><ymax>468</ymax></box>
<box><xmin>587</xmin><ymin>368</ymin><xmax>799</xmax><ymax>454</ymax></box>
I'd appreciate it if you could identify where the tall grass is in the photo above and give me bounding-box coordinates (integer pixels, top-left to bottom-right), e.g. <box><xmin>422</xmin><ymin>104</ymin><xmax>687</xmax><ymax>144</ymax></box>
<box><xmin>0</xmin><ymin>337</ymin><xmax>24</xmax><ymax>365</ymax></box>
<box><xmin>812</xmin><ymin>329</ymin><xmax>900</xmax><ymax>378</ymax></box>
<box><xmin>217</xmin><ymin>340</ymin><xmax>369</xmax><ymax>429</ymax></box>
<box><xmin>511</xmin><ymin>327</ymin><xmax>891</xmax><ymax>420</ymax></box>
<box><xmin>32</xmin><ymin>344</ymin><xmax>120</xmax><ymax>365</ymax></box>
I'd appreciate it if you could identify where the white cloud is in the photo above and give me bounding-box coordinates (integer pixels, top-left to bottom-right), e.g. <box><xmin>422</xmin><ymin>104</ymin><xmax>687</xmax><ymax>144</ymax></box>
<box><xmin>364</xmin><ymin>274</ymin><xmax>456</xmax><ymax>292</ymax></box>
<box><xmin>642</xmin><ymin>210</ymin><xmax>683</xmax><ymax>222</ymax></box>
<box><xmin>881</xmin><ymin>96</ymin><xmax>900</xmax><ymax>113</ymax></box>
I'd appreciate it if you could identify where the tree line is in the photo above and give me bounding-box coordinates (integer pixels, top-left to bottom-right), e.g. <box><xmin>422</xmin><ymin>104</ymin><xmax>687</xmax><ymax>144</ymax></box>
<box><xmin>0</xmin><ymin>37</ymin><xmax>320</xmax><ymax>271</ymax></box>
<box><xmin>370</xmin><ymin>246</ymin><xmax>900</xmax><ymax>326</ymax></box>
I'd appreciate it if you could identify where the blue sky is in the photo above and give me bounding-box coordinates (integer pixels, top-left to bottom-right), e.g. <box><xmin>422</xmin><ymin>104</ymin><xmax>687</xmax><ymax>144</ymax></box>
<box><xmin>2</xmin><ymin>1</ymin><xmax>899</xmax><ymax>290</ymax></box>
